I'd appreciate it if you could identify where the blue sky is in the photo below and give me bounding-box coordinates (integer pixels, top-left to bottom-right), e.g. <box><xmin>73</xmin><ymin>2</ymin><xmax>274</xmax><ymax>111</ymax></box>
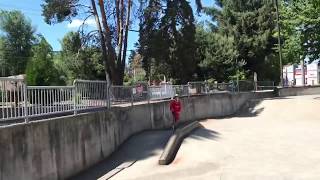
<box><xmin>0</xmin><ymin>0</ymin><xmax>214</xmax><ymax>51</ymax></box>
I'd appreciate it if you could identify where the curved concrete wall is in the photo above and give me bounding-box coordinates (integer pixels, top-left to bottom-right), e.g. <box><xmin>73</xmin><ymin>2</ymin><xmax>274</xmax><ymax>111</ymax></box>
<box><xmin>0</xmin><ymin>92</ymin><xmax>265</xmax><ymax>180</ymax></box>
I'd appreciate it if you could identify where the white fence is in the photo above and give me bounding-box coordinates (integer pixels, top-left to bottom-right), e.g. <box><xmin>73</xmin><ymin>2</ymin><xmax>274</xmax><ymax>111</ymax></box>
<box><xmin>0</xmin><ymin>77</ymin><xmax>27</xmax><ymax>121</ymax></box>
<box><xmin>0</xmin><ymin>78</ymin><xmax>110</xmax><ymax>122</ymax></box>
<box><xmin>1</xmin><ymin>77</ymin><xmax>276</xmax><ymax>123</ymax></box>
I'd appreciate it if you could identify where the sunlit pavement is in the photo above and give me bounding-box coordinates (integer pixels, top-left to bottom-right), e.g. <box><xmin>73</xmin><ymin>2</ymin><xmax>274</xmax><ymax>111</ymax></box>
<box><xmin>73</xmin><ymin>95</ymin><xmax>320</xmax><ymax>180</ymax></box>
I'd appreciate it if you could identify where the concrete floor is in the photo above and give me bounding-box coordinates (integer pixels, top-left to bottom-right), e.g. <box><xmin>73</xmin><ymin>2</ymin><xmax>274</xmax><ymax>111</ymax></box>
<box><xmin>72</xmin><ymin>95</ymin><xmax>320</xmax><ymax>180</ymax></box>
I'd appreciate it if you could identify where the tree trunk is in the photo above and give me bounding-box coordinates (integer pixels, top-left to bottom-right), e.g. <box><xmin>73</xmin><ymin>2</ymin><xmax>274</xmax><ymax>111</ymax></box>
<box><xmin>92</xmin><ymin>0</ymin><xmax>131</xmax><ymax>85</ymax></box>
<box><xmin>90</xmin><ymin>0</ymin><xmax>111</xmax><ymax>83</ymax></box>
<box><xmin>122</xmin><ymin>0</ymin><xmax>132</xmax><ymax>68</ymax></box>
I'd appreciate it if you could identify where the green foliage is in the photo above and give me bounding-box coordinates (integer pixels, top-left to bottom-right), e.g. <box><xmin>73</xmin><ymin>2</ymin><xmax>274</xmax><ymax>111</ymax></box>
<box><xmin>280</xmin><ymin>0</ymin><xmax>320</xmax><ymax>63</ymax></box>
<box><xmin>54</xmin><ymin>31</ymin><xmax>105</xmax><ymax>84</ymax></box>
<box><xmin>41</xmin><ymin>0</ymin><xmax>79</xmax><ymax>25</ymax></box>
<box><xmin>195</xmin><ymin>25</ymin><xmax>238</xmax><ymax>81</ymax></box>
<box><xmin>41</xmin><ymin>0</ymin><xmax>134</xmax><ymax>85</ymax></box>
<box><xmin>138</xmin><ymin>0</ymin><xmax>198</xmax><ymax>84</ymax></box>
<box><xmin>0</xmin><ymin>10</ymin><xmax>35</xmax><ymax>76</ymax></box>
<box><xmin>26</xmin><ymin>36</ymin><xmax>61</xmax><ymax>85</ymax></box>
<box><xmin>202</xmin><ymin>0</ymin><xmax>278</xmax><ymax>81</ymax></box>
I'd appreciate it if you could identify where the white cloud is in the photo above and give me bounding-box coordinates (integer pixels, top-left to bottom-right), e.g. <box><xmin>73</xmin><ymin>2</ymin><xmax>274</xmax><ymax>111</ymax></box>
<box><xmin>67</xmin><ymin>18</ymin><xmax>96</xmax><ymax>29</ymax></box>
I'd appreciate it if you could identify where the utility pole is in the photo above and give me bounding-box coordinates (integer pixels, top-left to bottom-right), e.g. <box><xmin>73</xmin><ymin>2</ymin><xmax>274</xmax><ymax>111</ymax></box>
<box><xmin>275</xmin><ymin>0</ymin><xmax>283</xmax><ymax>87</ymax></box>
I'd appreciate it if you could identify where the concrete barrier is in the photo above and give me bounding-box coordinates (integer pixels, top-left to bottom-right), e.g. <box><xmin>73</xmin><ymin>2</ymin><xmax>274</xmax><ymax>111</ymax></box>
<box><xmin>0</xmin><ymin>91</ymin><xmax>270</xmax><ymax>180</ymax></box>
<box><xmin>277</xmin><ymin>86</ymin><xmax>320</xmax><ymax>97</ymax></box>
<box><xmin>159</xmin><ymin>121</ymin><xmax>202</xmax><ymax>165</ymax></box>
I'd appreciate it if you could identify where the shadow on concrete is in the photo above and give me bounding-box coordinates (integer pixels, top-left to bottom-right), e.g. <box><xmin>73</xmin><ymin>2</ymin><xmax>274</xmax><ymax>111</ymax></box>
<box><xmin>188</xmin><ymin>127</ymin><xmax>221</xmax><ymax>141</ymax></box>
<box><xmin>212</xmin><ymin>99</ymin><xmax>265</xmax><ymax>119</ymax></box>
<box><xmin>68</xmin><ymin>130</ymin><xmax>171</xmax><ymax>180</ymax></box>
<box><xmin>231</xmin><ymin>99</ymin><xmax>265</xmax><ymax>118</ymax></box>
<box><xmin>232</xmin><ymin>96</ymin><xmax>295</xmax><ymax>118</ymax></box>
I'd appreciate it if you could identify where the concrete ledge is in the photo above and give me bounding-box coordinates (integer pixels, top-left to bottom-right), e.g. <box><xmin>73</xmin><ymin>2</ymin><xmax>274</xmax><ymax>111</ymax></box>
<box><xmin>159</xmin><ymin>121</ymin><xmax>202</xmax><ymax>165</ymax></box>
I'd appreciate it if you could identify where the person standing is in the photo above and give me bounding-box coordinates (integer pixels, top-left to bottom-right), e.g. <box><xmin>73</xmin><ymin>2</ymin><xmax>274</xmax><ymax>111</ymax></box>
<box><xmin>170</xmin><ymin>94</ymin><xmax>182</xmax><ymax>131</ymax></box>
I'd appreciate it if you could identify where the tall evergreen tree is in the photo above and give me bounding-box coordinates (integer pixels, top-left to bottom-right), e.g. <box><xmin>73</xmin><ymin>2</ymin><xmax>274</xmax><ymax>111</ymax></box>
<box><xmin>138</xmin><ymin>0</ymin><xmax>198</xmax><ymax>83</ymax></box>
<box><xmin>205</xmin><ymin>0</ymin><xmax>278</xmax><ymax>80</ymax></box>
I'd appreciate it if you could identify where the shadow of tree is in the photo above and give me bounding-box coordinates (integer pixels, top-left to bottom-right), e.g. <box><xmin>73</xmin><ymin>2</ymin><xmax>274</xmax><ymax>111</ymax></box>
<box><xmin>188</xmin><ymin>127</ymin><xmax>221</xmax><ymax>141</ymax></box>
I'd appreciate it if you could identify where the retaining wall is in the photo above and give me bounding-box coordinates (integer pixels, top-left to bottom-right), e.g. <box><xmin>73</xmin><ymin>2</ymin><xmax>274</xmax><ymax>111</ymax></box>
<box><xmin>277</xmin><ymin>86</ymin><xmax>320</xmax><ymax>97</ymax></box>
<box><xmin>0</xmin><ymin>92</ymin><xmax>265</xmax><ymax>180</ymax></box>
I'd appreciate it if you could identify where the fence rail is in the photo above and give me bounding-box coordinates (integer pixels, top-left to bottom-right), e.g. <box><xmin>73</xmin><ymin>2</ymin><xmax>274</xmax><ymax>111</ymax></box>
<box><xmin>0</xmin><ymin>78</ymin><xmax>110</xmax><ymax>122</ymax></box>
<box><xmin>0</xmin><ymin>78</ymin><xmax>26</xmax><ymax>121</ymax></box>
<box><xmin>1</xmin><ymin>77</ymin><xmax>276</xmax><ymax>123</ymax></box>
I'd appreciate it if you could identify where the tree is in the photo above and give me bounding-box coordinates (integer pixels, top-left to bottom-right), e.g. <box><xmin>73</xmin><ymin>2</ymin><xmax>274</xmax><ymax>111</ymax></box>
<box><xmin>280</xmin><ymin>0</ymin><xmax>320</xmax><ymax>63</ymax></box>
<box><xmin>205</xmin><ymin>0</ymin><xmax>279</xmax><ymax>81</ymax></box>
<box><xmin>0</xmin><ymin>10</ymin><xmax>35</xmax><ymax>76</ymax></box>
<box><xmin>55</xmin><ymin>31</ymin><xmax>105</xmax><ymax>84</ymax></box>
<box><xmin>195</xmin><ymin>25</ymin><xmax>239</xmax><ymax>81</ymax></box>
<box><xmin>41</xmin><ymin>0</ymin><xmax>133</xmax><ymax>85</ymax></box>
<box><xmin>138</xmin><ymin>0</ymin><xmax>198</xmax><ymax>84</ymax></box>
<box><xmin>26</xmin><ymin>36</ymin><xmax>61</xmax><ymax>85</ymax></box>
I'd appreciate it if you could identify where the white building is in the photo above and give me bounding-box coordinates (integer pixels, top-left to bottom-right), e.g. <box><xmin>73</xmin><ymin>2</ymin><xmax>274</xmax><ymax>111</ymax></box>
<box><xmin>294</xmin><ymin>64</ymin><xmax>307</xmax><ymax>86</ymax></box>
<box><xmin>283</xmin><ymin>64</ymin><xmax>295</xmax><ymax>86</ymax></box>
<box><xmin>283</xmin><ymin>60</ymin><xmax>320</xmax><ymax>86</ymax></box>
<box><xmin>307</xmin><ymin>60</ymin><xmax>320</xmax><ymax>85</ymax></box>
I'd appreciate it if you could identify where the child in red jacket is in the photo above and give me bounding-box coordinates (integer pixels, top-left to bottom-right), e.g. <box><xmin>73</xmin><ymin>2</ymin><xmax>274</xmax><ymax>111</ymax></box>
<box><xmin>170</xmin><ymin>94</ymin><xmax>181</xmax><ymax>131</ymax></box>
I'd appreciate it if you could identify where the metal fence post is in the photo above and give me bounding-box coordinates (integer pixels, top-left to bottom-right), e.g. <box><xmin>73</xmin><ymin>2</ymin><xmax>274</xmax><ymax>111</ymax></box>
<box><xmin>107</xmin><ymin>84</ymin><xmax>111</xmax><ymax>108</ymax></box>
<box><xmin>187</xmin><ymin>83</ymin><xmax>190</xmax><ymax>98</ymax></box>
<box><xmin>131</xmin><ymin>86</ymin><xmax>134</xmax><ymax>106</ymax></box>
<box><xmin>147</xmin><ymin>85</ymin><xmax>150</xmax><ymax>104</ymax></box>
<box><xmin>73</xmin><ymin>81</ymin><xmax>77</xmax><ymax>115</ymax></box>
<box><xmin>23</xmin><ymin>81</ymin><xmax>29</xmax><ymax>123</ymax></box>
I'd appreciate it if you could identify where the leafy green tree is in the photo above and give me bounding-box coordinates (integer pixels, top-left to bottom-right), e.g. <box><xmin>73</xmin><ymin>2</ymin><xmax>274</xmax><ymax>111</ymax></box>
<box><xmin>195</xmin><ymin>25</ymin><xmax>239</xmax><ymax>81</ymax></box>
<box><xmin>55</xmin><ymin>31</ymin><xmax>105</xmax><ymax>84</ymax></box>
<box><xmin>42</xmin><ymin>0</ymin><xmax>133</xmax><ymax>85</ymax></box>
<box><xmin>26</xmin><ymin>36</ymin><xmax>61</xmax><ymax>85</ymax></box>
<box><xmin>280</xmin><ymin>0</ymin><xmax>320</xmax><ymax>63</ymax></box>
<box><xmin>0</xmin><ymin>10</ymin><xmax>35</xmax><ymax>76</ymax></box>
<box><xmin>205</xmin><ymin>0</ymin><xmax>279</xmax><ymax>81</ymax></box>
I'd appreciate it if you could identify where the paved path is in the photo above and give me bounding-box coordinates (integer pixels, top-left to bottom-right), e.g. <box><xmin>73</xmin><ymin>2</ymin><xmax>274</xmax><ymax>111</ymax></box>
<box><xmin>72</xmin><ymin>95</ymin><xmax>320</xmax><ymax>180</ymax></box>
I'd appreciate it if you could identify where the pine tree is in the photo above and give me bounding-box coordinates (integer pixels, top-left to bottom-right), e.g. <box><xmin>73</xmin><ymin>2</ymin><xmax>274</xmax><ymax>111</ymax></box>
<box><xmin>206</xmin><ymin>0</ymin><xmax>278</xmax><ymax>80</ymax></box>
<box><xmin>138</xmin><ymin>0</ymin><xmax>198</xmax><ymax>83</ymax></box>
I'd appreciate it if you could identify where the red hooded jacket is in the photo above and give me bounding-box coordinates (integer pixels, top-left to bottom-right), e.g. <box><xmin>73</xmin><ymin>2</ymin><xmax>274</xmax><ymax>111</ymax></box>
<box><xmin>170</xmin><ymin>99</ymin><xmax>181</xmax><ymax>121</ymax></box>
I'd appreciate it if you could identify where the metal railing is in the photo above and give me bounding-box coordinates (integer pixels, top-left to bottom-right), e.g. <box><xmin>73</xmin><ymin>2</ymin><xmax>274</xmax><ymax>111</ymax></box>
<box><xmin>149</xmin><ymin>83</ymin><xmax>175</xmax><ymax>100</ymax></box>
<box><xmin>1</xmin><ymin>76</ymin><xmax>277</xmax><ymax>122</ymax></box>
<box><xmin>256</xmin><ymin>81</ymin><xmax>276</xmax><ymax>91</ymax></box>
<box><xmin>74</xmin><ymin>80</ymin><xmax>110</xmax><ymax>110</ymax></box>
<box><xmin>0</xmin><ymin>78</ymin><xmax>110</xmax><ymax>122</ymax></box>
<box><xmin>0</xmin><ymin>77</ymin><xmax>27</xmax><ymax>121</ymax></box>
<box><xmin>110</xmin><ymin>83</ymin><xmax>149</xmax><ymax>105</ymax></box>
<box><xmin>27</xmin><ymin>86</ymin><xmax>74</xmax><ymax>118</ymax></box>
